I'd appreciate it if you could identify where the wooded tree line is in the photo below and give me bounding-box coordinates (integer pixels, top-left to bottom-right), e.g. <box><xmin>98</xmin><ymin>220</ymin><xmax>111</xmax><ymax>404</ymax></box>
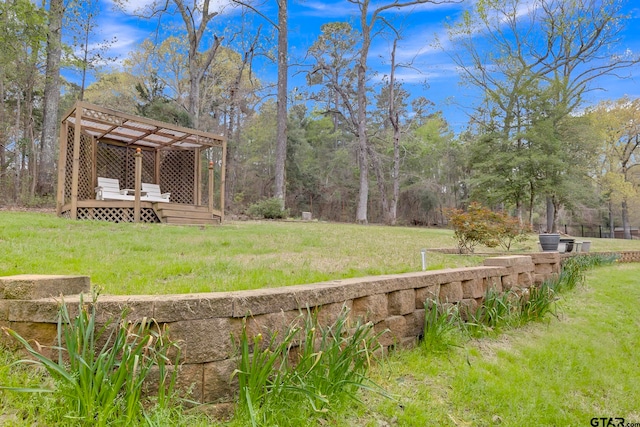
<box><xmin>1</xmin><ymin>0</ymin><xmax>639</xmax><ymax>234</ymax></box>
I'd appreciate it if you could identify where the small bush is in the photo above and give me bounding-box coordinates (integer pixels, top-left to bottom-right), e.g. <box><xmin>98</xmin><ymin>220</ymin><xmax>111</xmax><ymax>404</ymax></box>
<box><xmin>446</xmin><ymin>202</ymin><xmax>529</xmax><ymax>253</ymax></box>
<box><xmin>247</xmin><ymin>197</ymin><xmax>290</xmax><ymax>219</ymax></box>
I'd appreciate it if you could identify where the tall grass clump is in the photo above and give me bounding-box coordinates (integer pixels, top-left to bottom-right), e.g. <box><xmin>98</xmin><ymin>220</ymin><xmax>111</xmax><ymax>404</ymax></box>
<box><xmin>421</xmin><ymin>254</ymin><xmax>619</xmax><ymax>346</ymax></box>
<box><xmin>231</xmin><ymin>308</ymin><xmax>386</xmax><ymax>426</ymax></box>
<box><xmin>554</xmin><ymin>253</ymin><xmax>618</xmax><ymax>293</ymax></box>
<box><xmin>0</xmin><ymin>294</ymin><xmax>181</xmax><ymax>426</ymax></box>
<box><xmin>518</xmin><ymin>283</ymin><xmax>557</xmax><ymax>323</ymax></box>
<box><xmin>422</xmin><ymin>299</ymin><xmax>465</xmax><ymax>351</ymax></box>
<box><xmin>465</xmin><ymin>289</ymin><xmax>513</xmax><ymax>335</ymax></box>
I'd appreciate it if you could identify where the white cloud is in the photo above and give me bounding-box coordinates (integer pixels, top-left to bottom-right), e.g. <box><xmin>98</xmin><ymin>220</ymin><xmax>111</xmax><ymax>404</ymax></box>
<box><xmin>301</xmin><ymin>0</ymin><xmax>462</xmax><ymax>18</ymax></box>
<box><xmin>105</xmin><ymin>0</ymin><xmax>238</xmax><ymax>17</ymax></box>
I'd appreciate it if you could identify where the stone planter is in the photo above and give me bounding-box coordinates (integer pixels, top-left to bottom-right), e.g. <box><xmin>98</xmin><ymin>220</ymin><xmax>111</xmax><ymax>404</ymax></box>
<box><xmin>560</xmin><ymin>238</ymin><xmax>575</xmax><ymax>253</ymax></box>
<box><xmin>539</xmin><ymin>233</ymin><xmax>560</xmax><ymax>252</ymax></box>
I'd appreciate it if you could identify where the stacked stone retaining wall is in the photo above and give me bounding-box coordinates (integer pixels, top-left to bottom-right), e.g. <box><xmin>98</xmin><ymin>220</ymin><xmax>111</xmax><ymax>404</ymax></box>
<box><xmin>0</xmin><ymin>251</ymin><xmax>634</xmax><ymax>410</ymax></box>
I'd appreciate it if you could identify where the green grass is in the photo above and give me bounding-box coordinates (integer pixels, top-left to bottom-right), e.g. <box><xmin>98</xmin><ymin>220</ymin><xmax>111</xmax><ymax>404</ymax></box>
<box><xmin>352</xmin><ymin>263</ymin><xmax>640</xmax><ymax>426</ymax></box>
<box><xmin>0</xmin><ymin>211</ymin><xmax>485</xmax><ymax>295</ymax></box>
<box><xmin>3</xmin><ymin>211</ymin><xmax>639</xmax><ymax>295</ymax></box>
<box><xmin>2</xmin><ymin>212</ymin><xmax>640</xmax><ymax>425</ymax></box>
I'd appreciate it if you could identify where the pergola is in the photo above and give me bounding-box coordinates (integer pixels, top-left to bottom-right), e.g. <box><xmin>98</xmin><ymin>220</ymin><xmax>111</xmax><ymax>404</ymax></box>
<box><xmin>56</xmin><ymin>101</ymin><xmax>226</xmax><ymax>225</ymax></box>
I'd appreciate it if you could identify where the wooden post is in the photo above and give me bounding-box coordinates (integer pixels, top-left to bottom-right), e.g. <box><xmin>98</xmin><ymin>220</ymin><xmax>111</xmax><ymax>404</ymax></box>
<box><xmin>220</xmin><ymin>141</ymin><xmax>227</xmax><ymax>222</ymax></box>
<box><xmin>91</xmin><ymin>135</ymin><xmax>97</xmax><ymax>190</ymax></box>
<box><xmin>194</xmin><ymin>148</ymin><xmax>200</xmax><ymax>205</ymax></box>
<box><xmin>208</xmin><ymin>161</ymin><xmax>214</xmax><ymax>213</ymax></box>
<box><xmin>134</xmin><ymin>148</ymin><xmax>142</xmax><ymax>223</ymax></box>
<box><xmin>155</xmin><ymin>149</ymin><xmax>161</xmax><ymax>185</ymax></box>
<box><xmin>55</xmin><ymin>121</ymin><xmax>68</xmax><ymax>216</ymax></box>
<box><xmin>70</xmin><ymin>108</ymin><xmax>82</xmax><ymax>220</ymax></box>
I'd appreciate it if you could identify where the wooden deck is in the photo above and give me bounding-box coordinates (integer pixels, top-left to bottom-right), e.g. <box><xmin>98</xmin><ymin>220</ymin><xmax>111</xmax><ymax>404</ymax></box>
<box><xmin>62</xmin><ymin>200</ymin><xmax>222</xmax><ymax>225</ymax></box>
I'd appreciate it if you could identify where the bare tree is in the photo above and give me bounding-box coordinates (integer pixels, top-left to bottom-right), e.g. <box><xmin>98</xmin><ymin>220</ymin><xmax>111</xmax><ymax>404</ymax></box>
<box><xmin>230</xmin><ymin>0</ymin><xmax>288</xmax><ymax>208</ymax></box>
<box><xmin>39</xmin><ymin>0</ymin><xmax>64</xmax><ymax>196</ymax></box>
<box><xmin>348</xmin><ymin>0</ymin><xmax>457</xmax><ymax>224</ymax></box>
<box><xmin>119</xmin><ymin>0</ymin><xmax>223</xmax><ymax>128</ymax></box>
<box><xmin>273</xmin><ymin>0</ymin><xmax>287</xmax><ymax>207</ymax></box>
<box><xmin>387</xmin><ymin>38</ymin><xmax>401</xmax><ymax>225</ymax></box>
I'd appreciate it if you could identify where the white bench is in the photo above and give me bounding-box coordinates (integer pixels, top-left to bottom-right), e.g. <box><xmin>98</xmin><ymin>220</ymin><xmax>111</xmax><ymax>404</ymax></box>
<box><xmin>95</xmin><ymin>177</ymin><xmax>136</xmax><ymax>201</ymax></box>
<box><xmin>142</xmin><ymin>183</ymin><xmax>170</xmax><ymax>203</ymax></box>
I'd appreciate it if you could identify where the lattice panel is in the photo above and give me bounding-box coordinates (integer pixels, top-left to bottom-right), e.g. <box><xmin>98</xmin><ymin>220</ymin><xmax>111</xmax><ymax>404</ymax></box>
<box><xmin>96</xmin><ymin>143</ymin><xmax>126</xmax><ymax>182</ymax></box>
<box><xmin>64</xmin><ymin>127</ymin><xmax>74</xmax><ymax>201</ymax></box>
<box><xmin>141</xmin><ymin>150</ymin><xmax>155</xmax><ymax>184</ymax></box>
<box><xmin>76</xmin><ymin>207</ymin><xmax>160</xmax><ymax>223</ymax></box>
<box><xmin>82</xmin><ymin>108</ymin><xmax>123</xmax><ymax>126</ymax></box>
<box><xmin>123</xmin><ymin>148</ymin><xmax>136</xmax><ymax>189</ymax></box>
<box><xmin>141</xmin><ymin>208</ymin><xmax>160</xmax><ymax>223</ymax></box>
<box><xmin>122</xmin><ymin>148</ymin><xmax>155</xmax><ymax>189</ymax></box>
<box><xmin>160</xmin><ymin>150</ymin><xmax>195</xmax><ymax>204</ymax></box>
<box><xmin>96</xmin><ymin>144</ymin><xmax>156</xmax><ymax>191</ymax></box>
<box><xmin>78</xmin><ymin>133</ymin><xmax>93</xmax><ymax>200</ymax></box>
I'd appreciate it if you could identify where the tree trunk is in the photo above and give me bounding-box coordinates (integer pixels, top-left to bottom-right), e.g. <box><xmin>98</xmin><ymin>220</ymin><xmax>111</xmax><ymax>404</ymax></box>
<box><xmin>26</xmin><ymin>45</ymin><xmax>39</xmax><ymax>199</ymax></box>
<box><xmin>546</xmin><ymin>195</ymin><xmax>555</xmax><ymax>233</ymax></box>
<box><xmin>528</xmin><ymin>181</ymin><xmax>535</xmax><ymax>228</ymax></box>
<box><xmin>388</xmin><ymin>38</ymin><xmax>400</xmax><ymax>226</ymax></box>
<box><xmin>355</xmin><ymin>9</ymin><xmax>371</xmax><ymax>225</ymax></box>
<box><xmin>0</xmin><ymin>71</ymin><xmax>5</xmax><ymax>175</ymax></box>
<box><xmin>368</xmin><ymin>146</ymin><xmax>390</xmax><ymax>223</ymax></box>
<box><xmin>78</xmin><ymin>18</ymin><xmax>90</xmax><ymax>102</ymax></box>
<box><xmin>609</xmin><ymin>199</ymin><xmax>615</xmax><ymax>239</ymax></box>
<box><xmin>390</xmin><ymin>123</ymin><xmax>400</xmax><ymax>225</ymax></box>
<box><xmin>40</xmin><ymin>0</ymin><xmax>63</xmax><ymax>196</ymax></box>
<box><xmin>553</xmin><ymin>196</ymin><xmax>561</xmax><ymax>234</ymax></box>
<box><xmin>188</xmin><ymin>64</ymin><xmax>201</xmax><ymax>127</ymax></box>
<box><xmin>274</xmin><ymin>0</ymin><xmax>288</xmax><ymax>207</ymax></box>
<box><xmin>621</xmin><ymin>199</ymin><xmax>631</xmax><ymax>239</ymax></box>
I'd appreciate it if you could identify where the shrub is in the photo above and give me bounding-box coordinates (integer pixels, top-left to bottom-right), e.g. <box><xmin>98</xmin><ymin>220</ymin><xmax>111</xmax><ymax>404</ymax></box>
<box><xmin>494</xmin><ymin>214</ymin><xmax>531</xmax><ymax>251</ymax></box>
<box><xmin>247</xmin><ymin>197</ymin><xmax>290</xmax><ymax>219</ymax></box>
<box><xmin>446</xmin><ymin>202</ymin><xmax>529</xmax><ymax>253</ymax></box>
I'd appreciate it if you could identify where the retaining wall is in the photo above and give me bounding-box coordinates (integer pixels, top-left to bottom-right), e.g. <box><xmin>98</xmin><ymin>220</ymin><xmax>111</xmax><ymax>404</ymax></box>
<box><xmin>0</xmin><ymin>251</ymin><xmax>628</xmax><ymax>412</ymax></box>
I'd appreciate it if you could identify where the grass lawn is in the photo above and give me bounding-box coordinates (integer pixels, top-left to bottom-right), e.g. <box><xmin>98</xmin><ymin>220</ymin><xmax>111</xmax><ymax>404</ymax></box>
<box><xmin>2</xmin><ymin>211</ymin><xmax>485</xmax><ymax>295</ymax></box>
<box><xmin>3</xmin><ymin>211</ymin><xmax>640</xmax><ymax>295</ymax></box>
<box><xmin>2</xmin><ymin>211</ymin><xmax>640</xmax><ymax>425</ymax></box>
<box><xmin>352</xmin><ymin>263</ymin><xmax>640</xmax><ymax>427</ymax></box>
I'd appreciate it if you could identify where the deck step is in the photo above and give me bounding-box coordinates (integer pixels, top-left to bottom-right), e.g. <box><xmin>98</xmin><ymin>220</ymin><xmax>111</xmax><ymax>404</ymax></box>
<box><xmin>156</xmin><ymin>209</ymin><xmax>216</xmax><ymax>220</ymax></box>
<box><xmin>164</xmin><ymin>216</ymin><xmax>221</xmax><ymax>225</ymax></box>
<box><xmin>154</xmin><ymin>203</ymin><xmax>221</xmax><ymax>225</ymax></box>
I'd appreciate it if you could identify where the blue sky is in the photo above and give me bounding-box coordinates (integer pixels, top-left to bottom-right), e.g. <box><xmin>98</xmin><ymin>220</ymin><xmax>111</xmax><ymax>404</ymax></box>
<box><xmin>82</xmin><ymin>0</ymin><xmax>640</xmax><ymax>132</ymax></box>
